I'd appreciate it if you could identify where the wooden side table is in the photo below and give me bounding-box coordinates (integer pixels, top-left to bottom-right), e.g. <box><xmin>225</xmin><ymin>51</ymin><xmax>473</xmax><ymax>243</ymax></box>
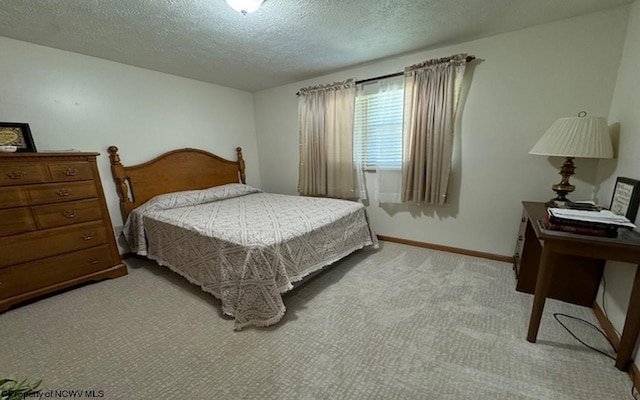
<box><xmin>522</xmin><ymin>201</ymin><xmax>640</xmax><ymax>371</ymax></box>
<box><xmin>515</xmin><ymin>204</ymin><xmax>604</xmax><ymax>306</ymax></box>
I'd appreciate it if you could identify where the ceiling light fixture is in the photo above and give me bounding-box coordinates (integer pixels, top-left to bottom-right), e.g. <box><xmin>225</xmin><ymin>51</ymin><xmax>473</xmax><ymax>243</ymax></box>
<box><xmin>225</xmin><ymin>0</ymin><xmax>265</xmax><ymax>15</ymax></box>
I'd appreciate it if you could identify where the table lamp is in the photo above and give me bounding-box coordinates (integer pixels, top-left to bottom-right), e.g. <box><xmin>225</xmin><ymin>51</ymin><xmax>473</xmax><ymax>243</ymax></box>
<box><xmin>530</xmin><ymin>112</ymin><xmax>613</xmax><ymax>206</ymax></box>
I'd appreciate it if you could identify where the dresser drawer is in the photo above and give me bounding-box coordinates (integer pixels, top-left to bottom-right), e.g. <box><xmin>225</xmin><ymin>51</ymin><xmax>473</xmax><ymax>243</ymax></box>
<box><xmin>0</xmin><ymin>207</ymin><xmax>36</xmax><ymax>237</ymax></box>
<box><xmin>0</xmin><ymin>163</ymin><xmax>47</xmax><ymax>186</ymax></box>
<box><xmin>0</xmin><ymin>186</ymin><xmax>29</xmax><ymax>208</ymax></box>
<box><xmin>0</xmin><ymin>221</ymin><xmax>109</xmax><ymax>268</ymax></box>
<box><xmin>27</xmin><ymin>181</ymin><xmax>97</xmax><ymax>205</ymax></box>
<box><xmin>47</xmin><ymin>162</ymin><xmax>93</xmax><ymax>182</ymax></box>
<box><xmin>518</xmin><ymin>210</ymin><xmax>527</xmax><ymax>236</ymax></box>
<box><xmin>32</xmin><ymin>199</ymin><xmax>103</xmax><ymax>229</ymax></box>
<box><xmin>0</xmin><ymin>245</ymin><xmax>115</xmax><ymax>300</ymax></box>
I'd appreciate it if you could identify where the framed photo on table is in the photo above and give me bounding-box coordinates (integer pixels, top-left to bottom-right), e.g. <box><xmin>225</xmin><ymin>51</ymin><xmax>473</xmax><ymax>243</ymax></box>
<box><xmin>0</xmin><ymin>122</ymin><xmax>37</xmax><ymax>152</ymax></box>
<box><xmin>610</xmin><ymin>177</ymin><xmax>640</xmax><ymax>221</ymax></box>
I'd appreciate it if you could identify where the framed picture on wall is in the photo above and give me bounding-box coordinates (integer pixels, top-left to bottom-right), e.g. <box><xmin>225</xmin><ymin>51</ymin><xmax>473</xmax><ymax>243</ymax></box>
<box><xmin>0</xmin><ymin>122</ymin><xmax>37</xmax><ymax>152</ymax></box>
<box><xmin>610</xmin><ymin>177</ymin><xmax>640</xmax><ymax>221</ymax></box>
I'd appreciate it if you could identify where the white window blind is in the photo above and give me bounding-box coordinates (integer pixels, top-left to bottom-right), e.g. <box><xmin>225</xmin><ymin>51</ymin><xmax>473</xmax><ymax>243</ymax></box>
<box><xmin>354</xmin><ymin>77</ymin><xmax>404</xmax><ymax>169</ymax></box>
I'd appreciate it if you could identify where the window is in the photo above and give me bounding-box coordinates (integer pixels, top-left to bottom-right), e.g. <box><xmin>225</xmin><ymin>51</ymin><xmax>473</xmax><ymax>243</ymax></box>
<box><xmin>353</xmin><ymin>77</ymin><xmax>404</xmax><ymax>169</ymax></box>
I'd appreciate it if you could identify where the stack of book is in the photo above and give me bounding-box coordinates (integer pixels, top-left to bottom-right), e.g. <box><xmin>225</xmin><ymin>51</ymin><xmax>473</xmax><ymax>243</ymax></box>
<box><xmin>548</xmin><ymin>200</ymin><xmax>602</xmax><ymax>211</ymax></box>
<box><xmin>540</xmin><ymin>208</ymin><xmax>637</xmax><ymax>238</ymax></box>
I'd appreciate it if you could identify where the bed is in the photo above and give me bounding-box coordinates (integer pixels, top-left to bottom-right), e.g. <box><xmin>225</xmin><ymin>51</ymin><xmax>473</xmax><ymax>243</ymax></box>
<box><xmin>108</xmin><ymin>146</ymin><xmax>378</xmax><ymax>329</ymax></box>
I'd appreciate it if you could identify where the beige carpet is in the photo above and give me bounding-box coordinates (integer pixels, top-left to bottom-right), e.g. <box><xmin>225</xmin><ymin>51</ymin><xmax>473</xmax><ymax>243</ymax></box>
<box><xmin>0</xmin><ymin>242</ymin><xmax>632</xmax><ymax>399</ymax></box>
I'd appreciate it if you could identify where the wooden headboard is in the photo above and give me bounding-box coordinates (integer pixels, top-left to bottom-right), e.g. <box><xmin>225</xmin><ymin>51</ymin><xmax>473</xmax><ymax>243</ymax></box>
<box><xmin>108</xmin><ymin>146</ymin><xmax>246</xmax><ymax>220</ymax></box>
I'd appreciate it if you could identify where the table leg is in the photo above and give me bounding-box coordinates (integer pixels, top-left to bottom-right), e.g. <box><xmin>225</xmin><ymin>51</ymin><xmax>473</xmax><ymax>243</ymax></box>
<box><xmin>527</xmin><ymin>244</ymin><xmax>556</xmax><ymax>343</ymax></box>
<box><xmin>616</xmin><ymin>264</ymin><xmax>640</xmax><ymax>371</ymax></box>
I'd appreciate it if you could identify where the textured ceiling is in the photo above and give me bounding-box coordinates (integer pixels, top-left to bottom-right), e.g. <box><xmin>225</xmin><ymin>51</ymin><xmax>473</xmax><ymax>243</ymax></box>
<box><xmin>0</xmin><ymin>0</ymin><xmax>633</xmax><ymax>92</ymax></box>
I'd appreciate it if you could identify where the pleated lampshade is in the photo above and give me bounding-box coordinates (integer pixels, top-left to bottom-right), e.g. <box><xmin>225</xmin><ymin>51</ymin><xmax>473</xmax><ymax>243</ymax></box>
<box><xmin>529</xmin><ymin>116</ymin><xmax>613</xmax><ymax>158</ymax></box>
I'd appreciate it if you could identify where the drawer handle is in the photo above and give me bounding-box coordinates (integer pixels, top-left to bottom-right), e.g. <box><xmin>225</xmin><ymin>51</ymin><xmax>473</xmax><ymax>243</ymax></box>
<box><xmin>7</xmin><ymin>171</ymin><xmax>26</xmax><ymax>180</ymax></box>
<box><xmin>88</xmin><ymin>257</ymin><xmax>100</xmax><ymax>265</ymax></box>
<box><xmin>81</xmin><ymin>232</ymin><xmax>94</xmax><ymax>241</ymax></box>
<box><xmin>64</xmin><ymin>168</ymin><xmax>79</xmax><ymax>177</ymax></box>
<box><xmin>56</xmin><ymin>188</ymin><xmax>71</xmax><ymax>197</ymax></box>
<box><xmin>62</xmin><ymin>210</ymin><xmax>76</xmax><ymax>218</ymax></box>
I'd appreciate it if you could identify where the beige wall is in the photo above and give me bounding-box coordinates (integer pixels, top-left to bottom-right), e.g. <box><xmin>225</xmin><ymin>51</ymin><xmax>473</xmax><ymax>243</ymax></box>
<box><xmin>0</xmin><ymin>0</ymin><xmax>637</xmax><ymax>366</ymax></box>
<box><xmin>253</xmin><ymin>6</ymin><xmax>629</xmax><ymax>256</ymax></box>
<box><xmin>0</xmin><ymin>36</ymin><xmax>261</xmax><ymax>230</ymax></box>
<box><xmin>595</xmin><ymin>0</ymin><xmax>640</xmax><ymax>364</ymax></box>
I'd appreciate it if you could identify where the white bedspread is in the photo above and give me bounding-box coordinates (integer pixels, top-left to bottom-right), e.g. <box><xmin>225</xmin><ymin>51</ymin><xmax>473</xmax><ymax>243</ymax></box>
<box><xmin>124</xmin><ymin>184</ymin><xmax>377</xmax><ymax>329</ymax></box>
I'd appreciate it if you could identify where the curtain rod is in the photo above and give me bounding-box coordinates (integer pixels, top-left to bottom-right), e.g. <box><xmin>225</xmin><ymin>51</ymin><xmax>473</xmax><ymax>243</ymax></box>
<box><xmin>356</xmin><ymin>55</ymin><xmax>476</xmax><ymax>85</ymax></box>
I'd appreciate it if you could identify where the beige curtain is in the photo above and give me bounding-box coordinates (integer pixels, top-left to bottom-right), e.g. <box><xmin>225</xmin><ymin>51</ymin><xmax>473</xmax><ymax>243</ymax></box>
<box><xmin>401</xmin><ymin>54</ymin><xmax>467</xmax><ymax>204</ymax></box>
<box><xmin>298</xmin><ymin>80</ymin><xmax>357</xmax><ymax>199</ymax></box>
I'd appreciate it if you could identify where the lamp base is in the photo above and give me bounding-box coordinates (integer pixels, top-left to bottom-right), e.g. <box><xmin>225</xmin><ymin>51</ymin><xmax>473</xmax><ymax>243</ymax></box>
<box><xmin>545</xmin><ymin>198</ymin><xmax>569</xmax><ymax>208</ymax></box>
<box><xmin>546</xmin><ymin>157</ymin><xmax>576</xmax><ymax>207</ymax></box>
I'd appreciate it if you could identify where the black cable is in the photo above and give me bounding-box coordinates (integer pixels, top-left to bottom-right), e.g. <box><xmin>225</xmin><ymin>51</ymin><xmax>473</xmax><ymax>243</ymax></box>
<box><xmin>601</xmin><ymin>271</ymin><xmax>635</xmax><ymax>399</ymax></box>
<box><xmin>603</xmin><ymin>273</ymin><xmax>607</xmax><ymax>316</ymax></box>
<box><xmin>552</xmin><ymin>313</ymin><xmax>636</xmax><ymax>397</ymax></box>
<box><xmin>553</xmin><ymin>314</ymin><xmax>638</xmax><ymax>398</ymax></box>
<box><xmin>553</xmin><ymin>313</ymin><xmax>616</xmax><ymax>361</ymax></box>
<box><xmin>601</xmin><ymin>275</ymin><xmax>622</xmax><ymax>337</ymax></box>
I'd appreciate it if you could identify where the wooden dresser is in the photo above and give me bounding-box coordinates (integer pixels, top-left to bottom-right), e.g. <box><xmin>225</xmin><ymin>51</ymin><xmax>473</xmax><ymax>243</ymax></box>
<box><xmin>0</xmin><ymin>152</ymin><xmax>127</xmax><ymax>311</ymax></box>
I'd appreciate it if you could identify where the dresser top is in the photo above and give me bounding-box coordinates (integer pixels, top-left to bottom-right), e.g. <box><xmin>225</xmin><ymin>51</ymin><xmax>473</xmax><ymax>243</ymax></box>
<box><xmin>0</xmin><ymin>152</ymin><xmax>100</xmax><ymax>159</ymax></box>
